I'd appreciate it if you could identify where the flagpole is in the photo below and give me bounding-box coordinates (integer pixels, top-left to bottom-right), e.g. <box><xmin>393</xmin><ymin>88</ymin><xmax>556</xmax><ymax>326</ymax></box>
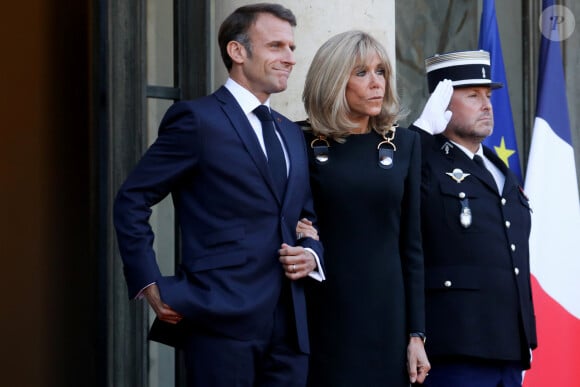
<box><xmin>523</xmin><ymin>1</ymin><xmax>580</xmax><ymax>386</ymax></box>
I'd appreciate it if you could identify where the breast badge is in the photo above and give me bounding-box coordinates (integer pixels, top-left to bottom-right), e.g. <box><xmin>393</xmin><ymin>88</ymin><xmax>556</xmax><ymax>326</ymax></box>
<box><xmin>459</xmin><ymin>194</ymin><xmax>472</xmax><ymax>228</ymax></box>
<box><xmin>446</xmin><ymin>168</ymin><xmax>470</xmax><ymax>183</ymax></box>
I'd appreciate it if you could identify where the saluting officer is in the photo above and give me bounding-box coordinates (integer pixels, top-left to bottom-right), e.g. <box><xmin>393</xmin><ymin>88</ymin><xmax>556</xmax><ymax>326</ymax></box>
<box><xmin>410</xmin><ymin>50</ymin><xmax>537</xmax><ymax>387</ymax></box>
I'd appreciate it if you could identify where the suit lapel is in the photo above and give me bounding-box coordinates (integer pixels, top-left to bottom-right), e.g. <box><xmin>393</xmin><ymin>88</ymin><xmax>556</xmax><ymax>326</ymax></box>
<box><xmin>214</xmin><ymin>87</ymin><xmax>283</xmax><ymax>204</ymax></box>
<box><xmin>272</xmin><ymin>111</ymin><xmax>299</xmax><ymax>206</ymax></box>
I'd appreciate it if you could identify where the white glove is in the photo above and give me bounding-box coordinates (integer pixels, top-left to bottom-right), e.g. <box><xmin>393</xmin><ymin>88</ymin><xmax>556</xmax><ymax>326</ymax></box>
<box><xmin>413</xmin><ymin>79</ymin><xmax>453</xmax><ymax>135</ymax></box>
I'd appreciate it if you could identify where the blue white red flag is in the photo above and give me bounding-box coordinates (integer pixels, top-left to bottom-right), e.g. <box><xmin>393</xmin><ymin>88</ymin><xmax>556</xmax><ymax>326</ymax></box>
<box><xmin>523</xmin><ymin>1</ymin><xmax>580</xmax><ymax>385</ymax></box>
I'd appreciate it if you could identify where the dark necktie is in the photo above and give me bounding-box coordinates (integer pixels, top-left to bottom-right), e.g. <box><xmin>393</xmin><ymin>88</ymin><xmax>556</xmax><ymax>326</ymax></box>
<box><xmin>253</xmin><ymin>105</ymin><xmax>287</xmax><ymax>196</ymax></box>
<box><xmin>473</xmin><ymin>154</ymin><xmax>497</xmax><ymax>190</ymax></box>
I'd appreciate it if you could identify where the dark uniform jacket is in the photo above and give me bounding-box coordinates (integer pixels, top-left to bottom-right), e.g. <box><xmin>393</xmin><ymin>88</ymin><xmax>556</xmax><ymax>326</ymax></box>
<box><xmin>411</xmin><ymin>126</ymin><xmax>537</xmax><ymax>368</ymax></box>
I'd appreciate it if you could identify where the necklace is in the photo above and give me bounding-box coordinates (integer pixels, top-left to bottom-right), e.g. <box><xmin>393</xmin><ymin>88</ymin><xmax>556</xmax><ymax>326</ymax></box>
<box><xmin>377</xmin><ymin>124</ymin><xmax>397</xmax><ymax>169</ymax></box>
<box><xmin>310</xmin><ymin>124</ymin><xmax>398</xmax><ymax>168</ymax></box>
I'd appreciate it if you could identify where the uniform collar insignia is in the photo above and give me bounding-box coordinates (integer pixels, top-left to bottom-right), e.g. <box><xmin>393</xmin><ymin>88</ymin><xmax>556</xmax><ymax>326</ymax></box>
<box><xmin>441</xmin><ymin>141</ymin><xmax>454</xmax><ymax>155</ymax></box>
<box><xmin>446</xmin><ymin>168</ymin><xmax>471</xmax><ymax>183</ymax></box>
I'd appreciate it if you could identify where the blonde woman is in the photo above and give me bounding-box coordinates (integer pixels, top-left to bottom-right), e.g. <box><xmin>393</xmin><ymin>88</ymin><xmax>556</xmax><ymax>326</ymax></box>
<box><xmin>300</xmin><ymin>30</ymin><xmax>430</xmax><ymax>386</ymax></box>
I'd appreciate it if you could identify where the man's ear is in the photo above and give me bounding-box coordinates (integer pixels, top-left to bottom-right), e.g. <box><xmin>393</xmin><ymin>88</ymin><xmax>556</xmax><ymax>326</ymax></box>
<box><xmin>226</xmin><ymin>41</ymin><xmax>246</xmax><ymax>65</ymax></box>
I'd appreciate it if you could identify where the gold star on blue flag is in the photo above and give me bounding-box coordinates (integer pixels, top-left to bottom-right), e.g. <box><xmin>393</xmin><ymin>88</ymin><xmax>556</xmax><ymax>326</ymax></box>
<box><xmin>494</xmin><ymin>136</ymin><xmax>516</xmax><ymax>167</ymax></box>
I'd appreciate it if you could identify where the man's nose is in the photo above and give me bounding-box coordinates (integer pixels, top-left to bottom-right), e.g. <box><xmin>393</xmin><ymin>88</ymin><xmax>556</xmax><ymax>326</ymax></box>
<box><xmin>283</xmin><ymin>47</ymin><xmax>296</xmax><ymax>65</ymax></box>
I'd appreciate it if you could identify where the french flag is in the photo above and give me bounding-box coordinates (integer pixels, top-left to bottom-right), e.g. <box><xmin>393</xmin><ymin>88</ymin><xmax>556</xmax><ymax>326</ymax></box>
<box><xmin>523</xmin><ymin>1</ymin><xmax>580</xmax><ymax>386</ymax></box>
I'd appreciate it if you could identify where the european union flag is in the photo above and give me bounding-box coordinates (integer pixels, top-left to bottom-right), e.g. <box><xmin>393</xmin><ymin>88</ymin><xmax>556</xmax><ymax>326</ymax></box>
<box><xmin>478</xmin><ymin>0</ymin><xmax>523</xmax><ymax>182</ymax></box>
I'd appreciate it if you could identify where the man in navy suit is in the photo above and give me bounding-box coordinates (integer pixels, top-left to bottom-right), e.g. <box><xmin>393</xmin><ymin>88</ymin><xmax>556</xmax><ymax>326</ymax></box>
<box><xmin>410</xmin><ymin>50</ymin><xmax>536</xmax><ymax>387</ymax></box>
<box><xmin>113</xmin><ymin>4</ymin><xmax>324</xmax><ymax>386</ymax></box>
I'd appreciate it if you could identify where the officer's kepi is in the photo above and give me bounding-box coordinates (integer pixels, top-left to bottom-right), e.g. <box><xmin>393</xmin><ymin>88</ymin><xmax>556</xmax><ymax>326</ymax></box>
<box><xmin>425</xmin><ymin>50</ymin><xmax>503</xmax><ymax>93</ymax></box>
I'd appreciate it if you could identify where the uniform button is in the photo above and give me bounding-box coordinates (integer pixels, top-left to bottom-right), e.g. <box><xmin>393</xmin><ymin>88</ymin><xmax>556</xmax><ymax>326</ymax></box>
<box><xmin>459</xmin><ymin>192</ymin><xmax>466</xmax><ymax>199</ymax></box>
<box><xmin>514</xmin><ymin>267</ymin><xmax>520</xmax><ymax>275</ymax></box>
<box><xmin>444</xmin><ymin>280</ymin><xmax>452</xmax><ymax>287</ymax></box>
<box><xmin>501</xmin><ymin>198</ymin><xmax>507</xmax><ymax>205</ymax></box>
<box><xmin>505</xmin><ymin>220</ymin><xmax>511</xmax><ymax>228</ymax></box>
<box><xmin>511</xmin><ymin>244</ymin><xmax>516</xmax><ymax>252</ymax></box>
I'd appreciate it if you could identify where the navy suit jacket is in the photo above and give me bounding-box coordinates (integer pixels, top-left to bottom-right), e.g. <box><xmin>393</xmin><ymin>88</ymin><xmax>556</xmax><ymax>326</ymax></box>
<box><xmin>113</xmin><ymin>86</ymin><xmax>323</xmax><ymax>353</ymax></box>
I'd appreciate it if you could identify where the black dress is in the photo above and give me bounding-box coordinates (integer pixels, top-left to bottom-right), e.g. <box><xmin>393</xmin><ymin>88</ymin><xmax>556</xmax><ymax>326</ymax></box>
<box><xmin>304</xmin><ymin>128</ymin><xmax>425</xmax><ymax>387</ymax></box>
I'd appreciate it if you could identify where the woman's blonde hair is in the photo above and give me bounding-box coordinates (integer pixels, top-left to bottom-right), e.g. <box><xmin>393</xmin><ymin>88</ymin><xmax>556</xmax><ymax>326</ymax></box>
<box><xmin>302</xmin><ymin>30</ymin><xmax>404</xmax><ymax>141</ymax></box>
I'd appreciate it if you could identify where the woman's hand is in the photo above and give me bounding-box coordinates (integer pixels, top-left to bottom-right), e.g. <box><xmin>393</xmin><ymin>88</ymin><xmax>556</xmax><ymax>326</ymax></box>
<box><xmin>296</xmin><ymin>218</ymin><xmax>319</xmax><ymax>241</ymax></box>
<box><xmin>407</xmin><ymin>337</ymin><xmax>430</xmax><ymax>384</ymax></box>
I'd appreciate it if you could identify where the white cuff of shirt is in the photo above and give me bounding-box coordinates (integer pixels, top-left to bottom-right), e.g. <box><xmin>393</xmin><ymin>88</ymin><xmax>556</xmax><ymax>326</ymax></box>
<box><xmin>305</xmin><ymin>247</ymin><xmax>325</xmax><ymax>282</ymax></box>
<box><xmin>135</xmin><ymin>282</ymin><xmax>155</xmax><ymax>300</ymax></box>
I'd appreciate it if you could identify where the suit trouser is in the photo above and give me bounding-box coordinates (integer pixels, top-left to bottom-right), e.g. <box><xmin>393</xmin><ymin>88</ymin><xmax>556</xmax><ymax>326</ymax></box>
<box><xmin>182</xmin><ymin>283</ymin><xmax>308</xmax><ymax>387</ymax></box>
<box><xmin>423</xmin><ymin>360</ymin><xmax>523</xmax><ymax>387</ymax></box>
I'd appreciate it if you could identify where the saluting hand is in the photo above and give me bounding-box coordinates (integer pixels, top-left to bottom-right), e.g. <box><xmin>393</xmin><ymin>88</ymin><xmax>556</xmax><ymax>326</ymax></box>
<box><xmin>413</xmin><ymin>79</ymin><xmax>453</xmax><ymax>135</ymax></box>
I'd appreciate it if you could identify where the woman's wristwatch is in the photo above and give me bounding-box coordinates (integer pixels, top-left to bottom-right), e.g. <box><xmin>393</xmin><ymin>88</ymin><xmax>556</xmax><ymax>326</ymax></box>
<box><xmin>409</xmin><ymin>331</ymin><xmax>426</xmax><ymax>344</ymax></box>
